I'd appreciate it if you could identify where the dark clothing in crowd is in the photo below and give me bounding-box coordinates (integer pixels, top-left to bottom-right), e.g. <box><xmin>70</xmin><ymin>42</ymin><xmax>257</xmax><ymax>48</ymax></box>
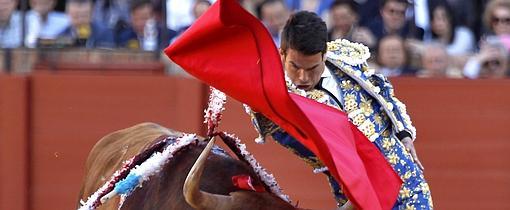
<box><xmin>368</xmin><ymin>17</ymin><xmax>425</xmax><ymax>42</ymax></box>
<box><xmin>357</xmin><ymin>0</ymin><xmax>381</xmax><ymax>27</ymax></box>
<box><xmin>115</xmin><ymin>25</ymin><xmax>177</xmax><ymax>50</ymax></box>
<box><xmin>58</xmin><ymin>22</ymin><xmax>116</xmax><ymax>48</ymax></box>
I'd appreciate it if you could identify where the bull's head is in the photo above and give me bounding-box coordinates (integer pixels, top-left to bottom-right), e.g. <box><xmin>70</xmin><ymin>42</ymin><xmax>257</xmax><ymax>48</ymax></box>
<box><xmin>183</xmin><ymin>138</ymin><xmax>299</xmax><ymax>210</ymax></box>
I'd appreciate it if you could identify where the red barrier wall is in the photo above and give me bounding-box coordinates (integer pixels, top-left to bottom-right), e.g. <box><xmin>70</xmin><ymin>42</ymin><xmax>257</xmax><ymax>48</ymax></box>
<box><xmin>0</xmin><ymin>76</ymin><xmax>29</xmax><ymax>210</ymax></box>
<box><xmin>391</xmin><ymin>78</ymin><xmax>510</xmax><ymax>210</ymax></box>
<box><xmin>0</xmin><ymin>75</ymin><xmax>509</xmax><ymax>210</ymax></box>
<box><xmin>28</xmin><ymin>74</ymin><xmax>205</xmax><ymax>210</ymax></box>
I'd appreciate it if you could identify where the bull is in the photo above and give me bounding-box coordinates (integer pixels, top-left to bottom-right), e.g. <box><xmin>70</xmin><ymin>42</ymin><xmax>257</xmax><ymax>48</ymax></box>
<box><xmin>78</xmin><ymin>122</ymin><xmax>308</xmax><ymax>210</ymax></box>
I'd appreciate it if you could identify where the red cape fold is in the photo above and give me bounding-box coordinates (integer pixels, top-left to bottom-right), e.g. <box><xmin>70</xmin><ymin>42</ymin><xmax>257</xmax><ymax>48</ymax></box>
<box><xmin>164</xmin><ymin>0</ymin><xmax>402</xmax><ymax>209</ymax></box>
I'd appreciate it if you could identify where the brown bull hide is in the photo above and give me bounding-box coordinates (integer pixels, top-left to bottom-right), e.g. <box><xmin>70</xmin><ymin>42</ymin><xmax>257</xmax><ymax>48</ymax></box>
<box><xmin>78</xmin><ymin>122</ymin><xmax>299</xmax><ymax>210</ymax></box>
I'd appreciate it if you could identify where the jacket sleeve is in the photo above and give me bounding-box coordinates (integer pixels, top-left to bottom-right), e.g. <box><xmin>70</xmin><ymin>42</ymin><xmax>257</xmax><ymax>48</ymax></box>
<box><xmin>244</xmin><ymin>105</ymin><xmax>280</xmax><ymax>144</ymax></box>
<box><xmin>369</xmin><ymin>70</ymin><xmax>417</xmax><ymax>140</ymax></box>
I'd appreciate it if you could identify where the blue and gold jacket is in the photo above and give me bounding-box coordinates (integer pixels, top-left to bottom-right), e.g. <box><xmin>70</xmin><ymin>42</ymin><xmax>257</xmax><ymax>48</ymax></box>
<box><xmin>248</xmin><ymin>39</ymin><xmax>432</xmax><ymax>208</ymax></box>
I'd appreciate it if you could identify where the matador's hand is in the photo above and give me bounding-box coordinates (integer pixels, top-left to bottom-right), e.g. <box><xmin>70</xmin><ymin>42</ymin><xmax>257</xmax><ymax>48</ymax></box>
<box><xmin>401</xmin><ymin>137</ymin><xmax>424</xmax><ymax>170</ymax></box>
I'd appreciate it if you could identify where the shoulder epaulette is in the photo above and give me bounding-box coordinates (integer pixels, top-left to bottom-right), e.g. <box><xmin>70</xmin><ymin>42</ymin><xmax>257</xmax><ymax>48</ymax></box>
<box><xmin>326</xmin><ymin>39</ymin><xmax>370</xmax><ymax>66</ymax></box>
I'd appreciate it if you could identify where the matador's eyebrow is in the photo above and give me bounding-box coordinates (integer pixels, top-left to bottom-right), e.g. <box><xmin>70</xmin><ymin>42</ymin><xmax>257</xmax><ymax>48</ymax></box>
<box><xmin>289</xmin><ymin>61</ymin><xmax>320</xmax><ymax>71</ymax></box>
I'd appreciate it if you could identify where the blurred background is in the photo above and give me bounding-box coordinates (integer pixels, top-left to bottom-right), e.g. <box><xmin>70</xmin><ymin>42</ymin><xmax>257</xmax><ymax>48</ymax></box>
<box><xmin>0</xmin><ymin>0</ymin><xmax>509</xmax><ymax>209</ymax></box>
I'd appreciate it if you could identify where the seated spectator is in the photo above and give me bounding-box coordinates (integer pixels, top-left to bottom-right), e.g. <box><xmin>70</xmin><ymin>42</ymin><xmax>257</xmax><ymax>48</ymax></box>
<box><xmin>25</xmin><ymin>0</ymin><xmax>70</xmax><ymax>47</ymax></box>
<box><xmin>116</xmin><ymin>0</ymin><xmax>177</xmax><ymax>51</ymax></box>
<box><xmin>92</xmin><ymin>0</ymin><xmax>131</xmax><ymax>29</ymax></box>
<box><xmin>425</xmin><ymin>1</ymin><xmax>475</xmax><ymax>56</ymax></box>
<box><xmin>483</xmin><ymin>0</ymin><xmax>510</xmax><ymax>51</ymax></box>
<box><xmin>327</xmin><ymin>0</ymin><xmax>357</xmax><ymax>41</ymax></box>
<box><xmin>327</xmin><ymin>0</ymin><xmax>375</xmax><ymax>48</ymax></box>
<box><xmin>367</xmin><ymin>0</ymin><xmax>424</xmax><ymax>42</ymax></box>
<box><xmin>177</xmin><ymin>0</ymin><xmax>212</xmax><ymax>34</ymax></box>
<box><xmin>375</xmin><ymin>35</ymin><xmax>416</xmax><ymax>77</ymax></box>
<box><xmin>0</xmin><ymin>0</ymin><xmax>22</xmax><ymax>48</ymax></box>
<box><xmin>58</xmin><ymin>0</ymin><xmax>115</xmax><ymax>48</ymax></box>
<box><xmin>417</xmin><ymin>43</ymin><xmax>460</xmax><ymax>78</ymax></box>
<box><xmin>484</xmin><ymin>0</ymin><xmax>510</xmax><ymax>37</ymax></box>
<box><xmin>256</xmin><ymin>0</ymin><xmax>289</xmax><ymax>46</ymax></box>
<box><xmin>464</xmin><ymin>36</ymin><xmax>509</xmax><ymax>79</ymax></box>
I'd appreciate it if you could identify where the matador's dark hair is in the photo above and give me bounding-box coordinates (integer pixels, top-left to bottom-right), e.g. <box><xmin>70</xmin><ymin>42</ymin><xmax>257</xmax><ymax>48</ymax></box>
<box><xmin>280</xmin><ymin>11</ymin><xmax>328</xmax><ymax>55</ymax></box>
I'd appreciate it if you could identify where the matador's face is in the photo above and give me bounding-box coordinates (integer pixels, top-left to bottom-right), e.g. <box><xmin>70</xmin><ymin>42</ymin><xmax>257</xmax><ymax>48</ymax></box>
<box><xmin>281</xmin><ymin>48</ymin><xmax>325</xmax><ymax>91</ymax></box>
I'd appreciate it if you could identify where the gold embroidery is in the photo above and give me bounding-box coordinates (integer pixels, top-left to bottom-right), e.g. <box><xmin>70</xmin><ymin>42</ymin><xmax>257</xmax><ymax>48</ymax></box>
<box><xmin>374</xmin><ymin>114</ymin><xmax>383</xmax><ymax>126</ymax></box>
<box><xmin>306</xmin><ymin>90</ymin><xmax>325</xmax><ymax>101</ymax></box>
<box><xmin>352</xmin><ymin>114</ymin><xmax>365</xmax><ymax>126</ymax></box>
<box><xmin>354</xmin><ymin>84</ymin><xmax>361</xmax><ymax>91</ymax></box>
<box><xmin>280</xmin><ymin>145</ymin><xmax>325</xmax><ymax>169</ymax></box>
<box><xmin>388</xmin><ymin>152</ymin><xmax>399</xmax><ymax>165</ymax></box>
<box><xmin>402</xmin><ymin>171</ymin><xmax>413</xmax><ymax>181</ymax></box>
<box><xmin>326</xmin><ymin>39</ymin><xmax>370</xmax><ymax>66</ymax></box>
<box><xmin>359</xmin><ymin>122</ymin><xmax>376</xmax><ymax>138</ymax></box>
<box><xmin>405</xmin><ymin>203</ymin><xmax>416</xmax><ymax>210</ymax></box>
<box><xmin>302</xmin><ymin>156</ymin><xmax>325</xmax><ymax>169</ymax></box>
<box><xmin>420</xmin><ymin>183</ymin><xmax>430</xmax><ymax>194</ymax></box>
<box><xmin>360</xmin><ymin>96</ymin><xmax>374</xmax><ymax>116</ymax></box>
<box><xmin>340</xmin><ymin>80</ymin><xmax>353</xmax><ymax>90</ymax></box>
<box><xmin>400</xmin><ymin>187</ymin><xmax>411</xmax><ymax>199</ymax></box>
<box><xmin>344</xmin><ymin>94</ymin><xmax>358</xmax><ymax>112</ymax></box>
<box><xmin>382</xmin><ymin>138</ymin><xmax>394</xmax><ymax>151</ymax></box>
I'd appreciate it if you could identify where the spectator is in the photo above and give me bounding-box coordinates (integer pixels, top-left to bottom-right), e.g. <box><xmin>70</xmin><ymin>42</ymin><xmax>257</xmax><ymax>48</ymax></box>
<box><xmin>417</xmin><ymin>43</ymin><xmax>459</xmax><ymax>78</ymax></box>
<box><xmin>327</xmin><ymin>0</ymin><xmax>357</xmax><ymax>41</ymax></box>
<box><xmin>58</xmin><ymin>0</ymin><xmax>115</xmax><ymax>48</ymax></box>
<box><xmin>464</xmin><ymin>36</ymin><xmax>509</xmax><ymax>79</ymax></box>
<box><xmin>256</xmin><ymin>0</ymin><xmax>289</xmax><ymax>46</ymax></box>
<box><xmin>116</xmin><ymin>0</ymin><xmax>177</xmax><ymax>50</ymax></box>
<box><xmin>375</xmin><ymin>35</ymin><xmax>416</xmax><ymax>77</ymax></box>
<box><xmin>425</xmin><ymin>1</ymin><xmax>475</xmax><ymax>56</ymax></box>
<box><xmin>25</xmin><ymin>0</ymin><xmax>70</xmax><ymax>47</ymax></box>
<box><xmin>484</xmin><ymin>0</ymin><xmax>510</xmax><ymax>37</ymax></box>
<box><xmin>0</xmin><ymin>0</ymin><xmax>22</xmax><ymax>48</ymax></box>
<box><xmin>92</xmin><ymin>0</ymin><xmax>131</xmax><ymax>29</ymax></box>
<box><xmin>177</xmin><ymin>0</ymin><xmax>212</xmax><ymax>34</ymax></box>
<box><xmin>327</xmin><ymin>0</ymin><xmax>375</xmax><ymax>48</ymax></box>
<box><xmin>482</xmin><ymin>0</ymin><xmax>510</xmax><ymax>52</ymax></box>
<box><xmin>367</xmin><ymin>0</ymin><xmax>424</xmax><ymax>42</ymax></box>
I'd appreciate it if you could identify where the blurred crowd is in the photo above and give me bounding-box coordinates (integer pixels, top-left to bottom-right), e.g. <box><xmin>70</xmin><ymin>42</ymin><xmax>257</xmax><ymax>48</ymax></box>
<box><xmin>0</xmin><ymin>0</ymin><xmax>509</xmax><ymax>78</ymax></box>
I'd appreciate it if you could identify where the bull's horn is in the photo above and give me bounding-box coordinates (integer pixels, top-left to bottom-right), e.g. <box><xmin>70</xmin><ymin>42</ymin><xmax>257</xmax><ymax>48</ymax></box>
<box><xmin>183</xmin><ymin>138</ymin><xmax>234</xmax><ymax>209</ymax></box>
